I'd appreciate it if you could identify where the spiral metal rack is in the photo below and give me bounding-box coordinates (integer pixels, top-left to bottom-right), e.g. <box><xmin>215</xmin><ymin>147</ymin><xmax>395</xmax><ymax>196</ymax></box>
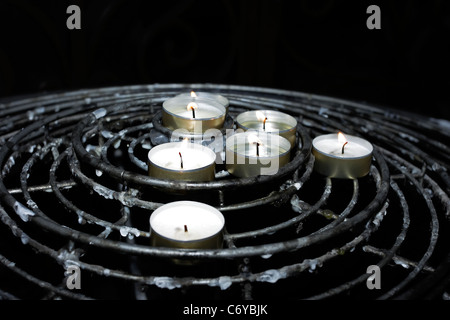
<box><xmin>0</xmin><ymin>83</ymin><xmax>449</xmax><ymax>300</ymax></box>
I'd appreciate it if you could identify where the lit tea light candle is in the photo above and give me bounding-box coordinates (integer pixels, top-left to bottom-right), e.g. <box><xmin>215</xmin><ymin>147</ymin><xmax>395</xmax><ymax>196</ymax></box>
<box><xmin>162</xmin><ymin>94</ymin><xmax>227</xmax><ymax>133</ymax></box>
<box><xmin>175</xmin><ymin>90</ymin><xmax>229</xmax><ymax>112</ymax></box>
<box><xmin>187</xmin><ymin>102</ymin><xmax>198</xmax><ymax>119</ymax></box>
<box><xmin>312</xmin><ymin>132</ymin><xmax>373</xmax><ymax>179</ymax></box>
<box><xmin>225</xmin><ymin>131</ymin><xmax>291</xmax><ymax>178</ymax></box>
<box><xmin>247</xmin><ymin>134</ymin><xmax>263</xmax><ymax>157</ymax></box>
<box><xmin>148</xmin><ymin>140</ymin><xmax>216</xmax><ymax>181</ymax></box>
<box><xmin>236</xmin><ymin>110</ymin><xmax>297</xmax><ymax>148</ymax></box>
<box><xmin>149</xmin><ymin>201</ymin><xmax>225</xmax><ymax>250</ymax></box>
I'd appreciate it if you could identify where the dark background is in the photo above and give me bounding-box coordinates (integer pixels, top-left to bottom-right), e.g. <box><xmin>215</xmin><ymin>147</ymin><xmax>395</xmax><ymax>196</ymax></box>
<box><xmin>0</xmin><ymin>0</ymin><xmax>449</xmax><ymax>119</ymax></box>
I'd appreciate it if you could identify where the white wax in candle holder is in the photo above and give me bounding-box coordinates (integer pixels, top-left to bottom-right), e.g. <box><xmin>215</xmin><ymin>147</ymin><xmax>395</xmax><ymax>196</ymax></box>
<box><xmin>162</xmin><ymin>95</ymin><xmax>227</xmax><ymax>133</ymax></box>
<box><xmin>312</xmin><ymin>132</ymin><xmax>373</xmax><ymax>179</ymax></box>
<box><xmin>236</xmin><ymin>110</ymin><xmax>297</xmax><ymax>147</ymax></box>
<box><xmin>148</xmin><ymin>141</ymin><xmax>216</xmax><ymax>181</ymax></box>
<box><xmin>149</xmin><ymin>142</ymin><xmax>215</xmax><ymax>170</ymax></box>
<box><xmin>174</xmin><ymin>91</ymin><xmax>229</xmax><ymax>112</ymax></box>
<box><xmin>166</xmin><ymin>104</ymin><xmax>221</xmax><ymax>119</ymax></box>
<box><xmin>149</xmin><ymin>201</ymin><xmax>225</xmax><ymax>249</ymax></box>
<box><xmin>231</xmin><ymin>134</ymin><xmax>281</xmax><ymax>158</ymax></box>
<box><xmin>225</xmin><ymin>131</ymin><xmax>291</xmax><ymax>177</ymax></box>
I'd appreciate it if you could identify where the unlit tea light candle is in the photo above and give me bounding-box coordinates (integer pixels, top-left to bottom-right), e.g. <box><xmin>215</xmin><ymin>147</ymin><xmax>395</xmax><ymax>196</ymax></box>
<box><xmin>148</xmin><ymin>141</ymin><xmax>216</xmax><ymax>181</ymax></box>
<box><xmin>149</xmin><ymin>201</ymin><xmax>225</xmax><ymax>250</ymax></box>
<box><xmin>312</xmin><ymin>132</ymin><xmax>373</xmax><ymax>179</ymax></box>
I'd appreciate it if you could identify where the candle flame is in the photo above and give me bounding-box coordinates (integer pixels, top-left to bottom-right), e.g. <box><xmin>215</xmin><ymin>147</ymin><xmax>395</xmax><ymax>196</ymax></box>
<box><xmin>190</xmin><ymin>91</ymin><xmax>197</xmax><ymax>98</ymax></box>
<box><xmin>338</xmin><ymin>132</ymin><xmax>347</xmax><ymax>145</ymax></box>
<box><xmin>338</xmin><ymin>132</ymin><xmax>348</xmax><ymax>154</ymax></box>
<box><xmin>256</xmin><ymin>111</ymin><xmax>267</xmax><ymax>122</ymax></box>
<box><xmin>247</xmin><ymin>134</ymin><xmax>262</xmax><ymax>145</ymax></box>
<box><xmin>187</xmin><ymin>102</ymin><xmax>198</xmax><ymax>118</ymax></box>
<box><xmin>187</xmin><ymin>102</ymin><xmax>198</xmax><ymax>111</ymax></box>
<box><xmin>255</xmin><ymin>111</ymin><xmax>267</xmax><ymax>130</ymax></box>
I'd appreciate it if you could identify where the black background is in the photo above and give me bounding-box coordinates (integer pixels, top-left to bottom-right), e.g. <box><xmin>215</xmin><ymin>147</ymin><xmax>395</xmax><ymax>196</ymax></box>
<box><xmin>0</xmin><ymin>0</ymin><xmax>449</xmax><ymax>119</ymax></box>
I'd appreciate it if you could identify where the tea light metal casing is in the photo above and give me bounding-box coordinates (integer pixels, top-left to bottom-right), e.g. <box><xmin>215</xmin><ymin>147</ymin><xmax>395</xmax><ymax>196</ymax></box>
<box><xmin>312</xmin><ymin>133</ymin><xmax>373</xmax><ymax>179</ymax></box>
<box><xmin>162</xmin><ymin>96</ymin><xmax>227</xmax><ymax>133</ymax></box>
<box><xmin>148</xmin><ymin>141</ymin><xmax>216</xmax><ymax>182</ymax></box>
<box><xmin>225</xmin><ymin>131</ymin><xmax>291</xmax><ymax>178</ymax></box>
<box><xmin>149</xmin><ymin>201</ymin><xmax>225</xmax><ymax>250</ymax></box>
<box><xmin>236</xmin><ymin>110</ymin><xmax>297</xmax><ymax>148</ymax></box>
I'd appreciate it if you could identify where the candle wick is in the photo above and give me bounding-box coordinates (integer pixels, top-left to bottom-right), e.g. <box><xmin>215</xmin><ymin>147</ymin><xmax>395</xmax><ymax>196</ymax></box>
<box><xmin>341</xmin><ymin>141</ymin><xmax>348</xmax><ymax>154</ymax></box>
<box><xmin>179</xmin><ymin>152</ymin><xmax>183</xmax><ymax>169</ymax></box>
<box><xmin>256</xmin><ymin>142</ymin><xmax>260</xmax><ymax>157</ymax></box>
<box><xmin>184</xmin><ymin>224</ymin><xmax>188</xmax><ymax>232</ymax></box>
<box><xmin>263</xmin><ymin>117</ymin><xmax>267</xmax><ymax>131</ymax></box>
<box><xmin>191</xmin><ymin>106</ymin><xmax>196</xmax><ymax>119</ymax></box>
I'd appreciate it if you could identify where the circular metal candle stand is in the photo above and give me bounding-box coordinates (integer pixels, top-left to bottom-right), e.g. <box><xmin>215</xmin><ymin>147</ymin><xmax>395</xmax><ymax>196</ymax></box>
<box><xmin>0</xmin><ymin>84</ymin><xmax>449</xmax><ymax>300</ymax></box>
